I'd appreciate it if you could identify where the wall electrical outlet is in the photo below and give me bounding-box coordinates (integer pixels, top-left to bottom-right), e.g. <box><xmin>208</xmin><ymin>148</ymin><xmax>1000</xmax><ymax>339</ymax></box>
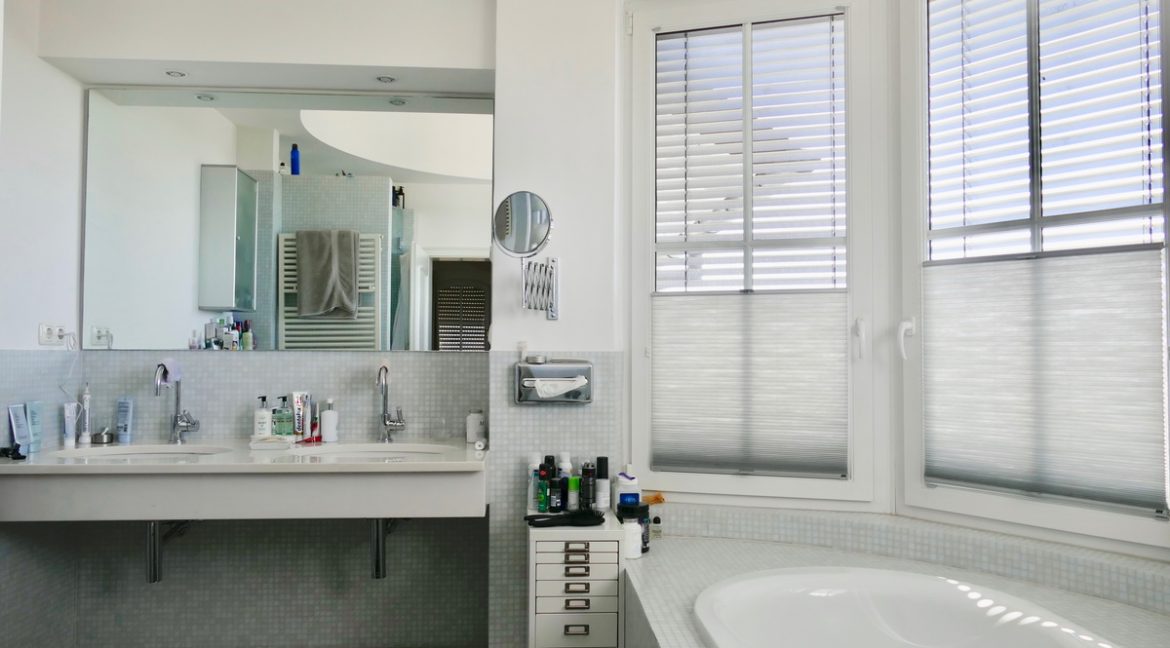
<box><xmin>38</xmin><ymin>323</ymin><xmax>66</xmax><ymax>346</ymax></box>
<box><xmin>91</xmin><ymin>326</ymin><xmax>113</xmax><ymax>348</ymax></box>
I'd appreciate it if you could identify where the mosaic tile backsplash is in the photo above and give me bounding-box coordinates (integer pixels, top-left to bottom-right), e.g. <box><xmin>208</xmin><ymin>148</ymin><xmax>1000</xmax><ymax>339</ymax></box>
<box><xmin>485</xmin><ymin>350</ymin><xmax>625</xmax><ymax>648</ymax></box>
<box><xmin>0</xmin><ymin>349</ymin><xmax>489</xmax><ymax>647</ymax></box>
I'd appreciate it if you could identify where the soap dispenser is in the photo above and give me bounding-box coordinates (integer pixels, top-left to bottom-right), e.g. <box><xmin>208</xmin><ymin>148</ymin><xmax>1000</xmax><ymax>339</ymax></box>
<box><xmin>274</xmin><ymin>396</ymin><xmax>294</xmax><ymax>436</ymax></box>
<box><xmin>253</xmin><ymin>396</ymin><xmax>272</xmax><ymax>437</ymax></box>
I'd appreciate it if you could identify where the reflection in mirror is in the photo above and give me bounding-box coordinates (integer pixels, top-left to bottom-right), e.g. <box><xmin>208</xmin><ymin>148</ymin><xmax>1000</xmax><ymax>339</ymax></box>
<box><xmin>82</xmin><ymin>89</ymin><xmax>493</xmax><ymax>352</ymax></box>
<box><xmin>493</xmin><ymin>191</ymin><xmax>551</xmax><ymax>257</ymax></box>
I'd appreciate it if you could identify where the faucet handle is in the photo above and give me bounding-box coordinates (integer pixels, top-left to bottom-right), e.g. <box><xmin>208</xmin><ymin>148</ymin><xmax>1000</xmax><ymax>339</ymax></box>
<box><xmin>396</xmin><ymin>407</ymin><xmax>404</xmax><ymax>421</ymax></box>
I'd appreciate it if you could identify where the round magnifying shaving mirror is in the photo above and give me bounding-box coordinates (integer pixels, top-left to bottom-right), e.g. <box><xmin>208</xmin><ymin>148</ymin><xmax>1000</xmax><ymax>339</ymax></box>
<box><xmin>493</xmin><ymin>191</ymin><xmax>552</xmax><ymax>257</ymax></box>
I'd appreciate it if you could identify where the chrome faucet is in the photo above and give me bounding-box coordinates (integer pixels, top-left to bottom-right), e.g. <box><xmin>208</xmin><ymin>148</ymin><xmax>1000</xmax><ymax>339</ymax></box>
<box><xmin>376</xmin><ymin>364</ymin><xmax>406</xmax><ymax>442</ymax></box>
<box><xmin>154</xmin><ymin>363</ymin><xmax>200</xmax><ymax>445</ymax></box>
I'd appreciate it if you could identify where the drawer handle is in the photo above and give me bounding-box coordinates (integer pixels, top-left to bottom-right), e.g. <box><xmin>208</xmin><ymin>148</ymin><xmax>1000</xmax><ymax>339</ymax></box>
<box><xmin>564</xmin><ymin>541</ymin><xmax>589</xmax><ymax>553</ymax></box>
<box><xmin>564</xmin><ymin>565</ymin><xmax>590</xmax><ymax>577</ymax></box>
<box><xmin>564</xmin><ymin>624</ymin><xmax>590</xmax><ymax>636</ymax></box>
<box><xmin>564</xmin><ymin>582</ymin><xmax>590</xmax><ymax>594</ymax></box>
<box><xmin>564</xmin><ymin>553</ymin><xmax>589</xmax><ymax>564</ymax></box>
<box><xmin>565</xmin><ymin>598</ymin><xmax>591</xmax><ymax>610</ymax></box>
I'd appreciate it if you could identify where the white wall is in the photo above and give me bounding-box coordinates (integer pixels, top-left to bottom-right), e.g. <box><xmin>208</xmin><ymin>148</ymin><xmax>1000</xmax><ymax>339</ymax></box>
<box><xmin>491</xmin><ymin>0</ymin><xmax>622</xmax><ymax>352</ymax></box>
<box><xmin>0</xmin><ymin>0</ymin><xmax>83</xmax><ymax>349</ymax></box>
<box><xmin>235</xmin><ymin>126</ymin><xmax>277</xmax><ymax>173</ymax></box>
<box><xmin>406</xmin><ymin>183</ymin><xmax>492</xmax><ymax>255</ymax></box>
<box><xmin>37</xmin><ymin>0</ymin><xmax>495</xmax><ymax>71</ymax></box>
<box><xmin>83</xmin><ymin>94</ymin><xmax>237</xmax><ymax>349</ymax></box>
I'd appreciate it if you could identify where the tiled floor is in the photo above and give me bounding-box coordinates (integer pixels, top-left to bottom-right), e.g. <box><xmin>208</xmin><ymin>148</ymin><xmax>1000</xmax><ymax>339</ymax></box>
<box><xmin>625</xmin><ymin>536</ymin><xmax>1170</xmax><ymax>648</ymax></box>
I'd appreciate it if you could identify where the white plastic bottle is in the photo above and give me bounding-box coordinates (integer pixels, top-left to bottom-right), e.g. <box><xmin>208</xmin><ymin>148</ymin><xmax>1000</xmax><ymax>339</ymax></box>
<box><xmin>253</xmin><ymin>396</ymin><xmax>272</xmax><ymax>437</ymax></box>
<box><xmin>557</xmin><ymin>452</ymin><xmax>572</xmax><ymax>478</ymax></box>
<box><xmin>622</xmin><ymin>516</ymin><xmax>642</xmax><ymax>560</ymax></box>
<box><xmin>465</xmin><ymin>409</ymin><xmax>486</xmax><ymax>443</ymax></box>
<box><xmin>320</xmin><ymin>399</ymin><xmax>339</xmax><ymax>443</ymax></box>
<box><xmin>614</xmin><ymin>464</ymin><xmax>641</xmax><ymax>509</ymax></box>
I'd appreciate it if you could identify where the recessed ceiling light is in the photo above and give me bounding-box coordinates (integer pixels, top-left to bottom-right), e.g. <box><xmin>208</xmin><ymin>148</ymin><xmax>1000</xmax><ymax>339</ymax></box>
<box><xmin>195</xmin><ymin>94</ymin><xmax>216</xmax><ymax>102</ymax></box>
<box><xmin>388</xmin><ymin>98</ymin><xmax>407</xmax><ymax>106</ymax></box>
<box><xmin>165</xmin><ymin>70</ymin><xmax>188</xmax><ymax>78</ymax></box>
<box><xmin>375</xmin><ymin>75</ymin><xmax>397</xmax><ymax>84</ymax></box>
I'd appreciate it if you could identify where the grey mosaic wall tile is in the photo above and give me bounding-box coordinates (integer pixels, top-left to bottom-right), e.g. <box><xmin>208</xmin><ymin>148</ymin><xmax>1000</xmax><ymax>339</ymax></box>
<box><xmin>485</xmin><ymin>350</ymin><xmax>625</xmax><ymax>648</ymax></box>
<box><xmin>72</xmin><ymin>517</ymin><xmax>486</xmax><ymax>648</ymax></box>
<box><xmin>0</xmin><ymin>349</ymin><xmax>489</xmax><ymax>647</ymax></box>
<box><xmin>0</xmin><ymin>523</ymin><xmax>77</xmax><ymax>647</ymax></box>
<box><xmin>657</xmin><ymin>503</ymin><xmax>1170</xmax><ymax>616</ymax></box>
<box><xmin>77</xmin><ymin>350</ymin><xmax>488</xmax><ymax>446</ymax></box>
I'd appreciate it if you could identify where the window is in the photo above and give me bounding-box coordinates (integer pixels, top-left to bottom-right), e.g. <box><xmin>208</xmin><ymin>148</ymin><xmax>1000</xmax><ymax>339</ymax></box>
<box><xmin>927</xmin><ymin>0</ymin><xmax>1164</xmax><ymax>260</ymax></box>
<box><xmin>644</xmin><ymin>10</ymin><xmax>864</xmax><ymax>485</ymax></box>
<box><xmin>921</xmin><ymin>0</ymin><xmax>1169</xmax><ymax>520</ymax></box>
<box><xmin>431</xmin><ymin>260</ymin><xmax>491</xmax><ymax>352</ymax></box>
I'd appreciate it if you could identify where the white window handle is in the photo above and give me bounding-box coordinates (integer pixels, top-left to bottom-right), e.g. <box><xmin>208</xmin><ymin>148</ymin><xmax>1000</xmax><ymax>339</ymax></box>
<box><xmin>852</xmin><ymin>317</ymin><xmax>868</xmax><ymax>359</ymax></box>
<box><xmin>897</xmin><ymin>317</ymin><xmax>918</xmax><ymax>361</ymax></box>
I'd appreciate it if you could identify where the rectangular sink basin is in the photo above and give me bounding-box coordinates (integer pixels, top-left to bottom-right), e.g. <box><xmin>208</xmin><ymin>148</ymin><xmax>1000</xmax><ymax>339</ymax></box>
<box><xmin>52</xmin><ymin>445</ymin><xmax>233</xmax><ymax>461</ymax></box>
<box><xmin>286</xmin><ymin>443</ymin><xmax>452</xmax><ymax>464</ymax></box>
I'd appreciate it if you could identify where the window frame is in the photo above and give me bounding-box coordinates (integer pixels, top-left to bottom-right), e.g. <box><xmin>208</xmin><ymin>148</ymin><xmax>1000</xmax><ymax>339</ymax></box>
<box><xmin>900</xmin><ymin>0</ymin><xmax>1170</xmax><ymax>555</ymax></box>
<box><xmin>629</xmin><ymin>0</ymin><xmax>886</xmax><ymax>507</ymax></box>
<box><xmin>924</xmin><ymin>0</ymin><xmax>1166</xmax><ymax>262</ymax></box>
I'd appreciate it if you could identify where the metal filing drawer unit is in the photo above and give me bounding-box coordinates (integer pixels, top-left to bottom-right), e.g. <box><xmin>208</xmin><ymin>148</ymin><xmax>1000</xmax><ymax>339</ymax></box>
<box><xmin>528</xmin><ymin>513</ymin><xmax>625</xmax><ymax>648</ymax></box>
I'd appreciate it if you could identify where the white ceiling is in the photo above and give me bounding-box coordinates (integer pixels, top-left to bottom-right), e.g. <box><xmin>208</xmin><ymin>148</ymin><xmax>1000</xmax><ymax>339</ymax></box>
<box><xmin>98</xmin><ymin>88</ymin><xmax>493</xmax><ymax>183</ymax></box>
<box><xmin>49</xmin><ymin>58</ymin><xmax>494</xmax><ymax>96</ymax></box>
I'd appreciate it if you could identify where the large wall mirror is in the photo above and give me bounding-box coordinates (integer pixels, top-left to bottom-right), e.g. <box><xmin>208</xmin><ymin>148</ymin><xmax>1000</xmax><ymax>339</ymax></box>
<box><xmin>82</xmin><ymin>88</ymin><xmax>493</xmax><ymax>351</ymax></box>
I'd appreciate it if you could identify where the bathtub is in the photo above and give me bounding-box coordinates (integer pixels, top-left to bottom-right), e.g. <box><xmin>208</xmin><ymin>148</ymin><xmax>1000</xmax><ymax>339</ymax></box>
<box><xmin>695</xmin><ymin>567</ymin><xmax>1115</xmax><ymax>648</ymax></box>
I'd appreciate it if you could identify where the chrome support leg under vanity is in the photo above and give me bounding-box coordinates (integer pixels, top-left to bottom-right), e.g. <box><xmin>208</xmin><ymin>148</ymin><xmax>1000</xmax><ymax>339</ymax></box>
<box><xmin>370</xmin><ymin>518</ymin><xmax>400</xmax><ymax>579</ymax></box>
<box><xmin>145</xmin><ymin>520</ymin><xmax>194</xmax><ymax>583</ymax></box>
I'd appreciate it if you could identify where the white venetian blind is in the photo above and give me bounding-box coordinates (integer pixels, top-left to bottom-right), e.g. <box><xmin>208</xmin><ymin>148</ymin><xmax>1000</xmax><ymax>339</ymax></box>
<box><xmin>923</xmin><ymin>250</ymin><xmax>1168</xmax><ymax>513</ymax></box>
<box><xmin>650</xmin><ymin>15</ymin><xmax>850</xmax><ymax>478</ymax></box>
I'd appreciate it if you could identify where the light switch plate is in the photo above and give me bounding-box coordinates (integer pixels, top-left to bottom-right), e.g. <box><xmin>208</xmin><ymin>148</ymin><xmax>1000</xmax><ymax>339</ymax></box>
<box><xmin>91</xmin><ymin>326</ymin><xmax>112</xmax><ymax>348</ymax></box>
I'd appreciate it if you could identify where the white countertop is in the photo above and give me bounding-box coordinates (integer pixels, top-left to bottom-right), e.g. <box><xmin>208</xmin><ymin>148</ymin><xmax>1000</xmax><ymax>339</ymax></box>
<box><xmin>0</xmin><ymin>439</ymin><xmax>486</xmax><ymax>475</ymax></box>
<box><xmin>626</xmin><ymin>536</ymin><xmax>1170</xmax><ymax>648</ymax></box>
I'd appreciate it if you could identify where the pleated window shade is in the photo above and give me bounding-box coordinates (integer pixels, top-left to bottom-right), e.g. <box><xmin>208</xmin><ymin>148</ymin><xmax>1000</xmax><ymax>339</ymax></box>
<box><xmin>650</xmin><ymin>15</ymin><xmax>850</xmax><ymax>478</ymax></box>
<box><xmin>923</xmin><ymin>249</ymin><xmax>1168</xmax><ymax>513</ymax></box>
<box><xmin>925</xmin><ymin>0</ymin><xmax>1169</xmax><ymax>513</ymax></box>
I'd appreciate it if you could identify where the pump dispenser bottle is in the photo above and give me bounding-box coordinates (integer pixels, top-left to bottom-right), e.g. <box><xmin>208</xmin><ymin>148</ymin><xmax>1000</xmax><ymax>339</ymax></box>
<box><xmin>253</xmin><ymin>396</ymin><xmax>272</xmax><ymax>437</ymax></box>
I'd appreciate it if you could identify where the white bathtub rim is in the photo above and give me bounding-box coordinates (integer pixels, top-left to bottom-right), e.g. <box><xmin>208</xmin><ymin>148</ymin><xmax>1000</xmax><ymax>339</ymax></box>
<box><xmin>693</xmin><ymin>565</ymin><xmax>1113</xmax><ymax>648</ymax></box>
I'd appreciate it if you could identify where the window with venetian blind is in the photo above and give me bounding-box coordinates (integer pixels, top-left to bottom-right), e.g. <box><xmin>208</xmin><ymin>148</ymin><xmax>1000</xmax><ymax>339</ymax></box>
<box><xmin>650</xmin><ymin>14</ymin><xmax>852</xmax><ymax>478</ymax></box>
<box><xmin>924</xmin><ymin>0</ymin><xmax>1169</xmax><ymax>514</ymax></box>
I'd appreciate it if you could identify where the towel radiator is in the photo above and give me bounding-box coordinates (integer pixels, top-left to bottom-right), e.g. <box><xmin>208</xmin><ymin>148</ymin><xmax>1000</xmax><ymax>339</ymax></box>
<box><xmin>277</xmin><ymin>233</ymin><xmax>383</xmax><ymax>349</ymax></box>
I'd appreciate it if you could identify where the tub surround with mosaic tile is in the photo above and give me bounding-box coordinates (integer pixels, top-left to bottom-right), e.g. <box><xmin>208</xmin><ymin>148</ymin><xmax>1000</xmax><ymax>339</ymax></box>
<box><xmin>625</xmin><ymin>536</ymin><xmax>1170</xmax><ymax>648</ymax></box>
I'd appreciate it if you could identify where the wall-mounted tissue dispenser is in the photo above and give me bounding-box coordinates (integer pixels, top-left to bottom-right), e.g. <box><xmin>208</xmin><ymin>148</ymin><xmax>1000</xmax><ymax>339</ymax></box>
<box><xmin>514</xmin><ymin>358</ymin><xmax>592</xmax><ymax>404</ymax></box>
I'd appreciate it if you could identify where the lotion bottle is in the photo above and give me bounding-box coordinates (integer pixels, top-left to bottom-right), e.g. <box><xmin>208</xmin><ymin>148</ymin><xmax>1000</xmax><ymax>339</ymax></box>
<box><xmin>253</xmin><ymin>396</ymin><xmax>272</xmax><ymax>437</ymax></box>
<box><xmin>320</xmin><ymin>398</ymin><xmax>339</xmax><ymax>443</ymax></box>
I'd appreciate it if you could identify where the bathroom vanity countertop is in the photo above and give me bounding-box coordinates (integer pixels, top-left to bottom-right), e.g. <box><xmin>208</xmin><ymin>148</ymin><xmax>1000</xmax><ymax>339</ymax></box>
<box><xmin>0</xmin><ymin>440</ymin><xmax>487</xmax><ymax>475</ymax></box>
<box><xmin>626</xmin><ymin>536</ymin><xmax>1170</xmax><ymax>648</ymax></box>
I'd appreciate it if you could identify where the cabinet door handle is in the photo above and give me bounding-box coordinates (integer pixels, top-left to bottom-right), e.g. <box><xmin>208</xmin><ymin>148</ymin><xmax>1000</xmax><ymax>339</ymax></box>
<box><xmin>564</xmin><ymin>582</ymin><xmax>590</xmax><ymax>594</ymax></box>
<box><xmin>564</xmin><ymin>598</ymin><xmax>591</xmax><ymax>610</ymax></box>
<box><xmin>564</xmin><ymin>565</ymin><xmax>590</xmax><ymax>577</ymax></box>
<box><xmin>564</xmin><ymin>553</ymin><xmax>589</xmax><ymax>564</ymax></box>
<box><xmin>564</xmin><ymin>541</ymin><xmax>589</xmax><ymax>552</ymax></box>
<box><xmin>563</xmin><ymin>624</ymin><xmax>590</xmax><ymax>636</ymax></box>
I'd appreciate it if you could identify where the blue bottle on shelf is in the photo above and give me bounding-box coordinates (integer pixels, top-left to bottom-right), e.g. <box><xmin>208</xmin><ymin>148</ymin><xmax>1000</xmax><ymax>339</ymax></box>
<box><xmin>290</xmin><ymin>143</ymin><xmax>300</xmax><ymax>175</ymax></box>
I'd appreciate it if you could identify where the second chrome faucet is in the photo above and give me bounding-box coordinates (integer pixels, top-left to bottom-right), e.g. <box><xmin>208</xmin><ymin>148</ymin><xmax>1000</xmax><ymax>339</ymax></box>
<box><xmin>376</xmin><ymin>364</ymin><xmax>406</xmax><ymax>442</ymax></box>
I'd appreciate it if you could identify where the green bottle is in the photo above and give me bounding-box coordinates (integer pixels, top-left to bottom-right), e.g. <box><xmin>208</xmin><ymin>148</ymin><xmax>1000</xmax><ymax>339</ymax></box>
<box><xmin>274</xmin><ymin>396</ymin><xmax>295</xmax><ymax>436</ymax></box>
